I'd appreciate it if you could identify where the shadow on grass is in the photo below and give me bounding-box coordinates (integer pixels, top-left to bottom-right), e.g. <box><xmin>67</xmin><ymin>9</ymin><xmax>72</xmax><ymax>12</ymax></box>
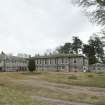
<box><xmin>0</xmin><ymin>83</ymin><xmax>5</xmax><ymax>87</ymax></box>
<box><xmin>21</xmin><ymin>71</ymin><xmax>42</xmax><ymax>76</ymax></box>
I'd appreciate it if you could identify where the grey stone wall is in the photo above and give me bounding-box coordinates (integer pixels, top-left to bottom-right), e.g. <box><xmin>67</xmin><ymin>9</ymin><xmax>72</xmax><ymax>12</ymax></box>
<box><xmin>0</xmin><ymin>54</ymin><xmax>28</xmax><ymax>72</ymax></box>
<box><xmin>88</xmin><ymin>63</ymin><xmax>105</xmax><ymax>72</ymax></box>
<box><xmin>34</xmin><ymin>55</ymin><xmax>88</xmax><ymax>72</ymax></box>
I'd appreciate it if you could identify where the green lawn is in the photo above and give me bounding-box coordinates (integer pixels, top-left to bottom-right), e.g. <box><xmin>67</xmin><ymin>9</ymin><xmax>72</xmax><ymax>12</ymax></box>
<box><xmin>0</xmin><ymin>72</ymin><xmax>56</xmax><ymax>105</ymax></box>
<box><xmin>37</xmin><ymin>72</ymin><xmax>105</xmax><ymax>88</ymax></box>
<box><xmin>0</xmin><ymin>72</ymin><xmax>105</xmax><ymax>105</ymax></box>
<box><xmin>0</xmin><ymin>85</ymin><xmax>52</xmax><ymax>105</ymax></box>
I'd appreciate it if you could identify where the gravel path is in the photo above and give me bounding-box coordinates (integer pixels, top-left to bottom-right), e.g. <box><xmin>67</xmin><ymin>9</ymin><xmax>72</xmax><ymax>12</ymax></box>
<box><xmin>17</xmin><ymin>78</ymin><xmax>105</xmax><ymax>97</ymax></box>
<box><xmin>32</xmin><ymin>96</ymin><xmax>91</xmax><ymax>105</ymax></box>
<box><xmin>8</xmin><ymin>75</ymin><xmax>105</xmax><ymax>105</ymax></box>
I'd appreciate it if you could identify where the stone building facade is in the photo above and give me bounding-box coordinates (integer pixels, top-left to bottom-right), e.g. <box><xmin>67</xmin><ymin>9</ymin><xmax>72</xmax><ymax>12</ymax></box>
<box><xmin>88</xmin><ymin>63</ymin><xmax>105</xmax><ymax>72</ymax></box>
<box><xmin>0</xmin><ymin>53</ymin><xmax>28</xmax><ymax>72</ymax></box>
<box><xmin>34</xmin><ymin>54</ymin><xmax>88</xmax><ymax>72</ymax></box>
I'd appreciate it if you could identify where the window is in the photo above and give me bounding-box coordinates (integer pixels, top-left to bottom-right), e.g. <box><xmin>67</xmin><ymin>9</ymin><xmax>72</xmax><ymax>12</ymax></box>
<box><xmin>55</xmin><ymin>58</ymin><xmax>58</xmax><ymax>64</ymax></box>
<box><xmin>36</xmin><ymin>59</ymin><xmax>38</xmax><ymax>64</ymax></box>
<box><xmin>40</xmin><ymin>59</ymin><xmax>41</xmax><ymax>64</ymax></box>
<box><xmin>74</xmin><ymin>59</ymin><xmax>76</xmax><ymax>63</ymax></box>
<box><xmin>62</xmin><ymin>66</ymin><xmax>65</xmax><ymax>69</ymax></box>
<box><xmin>49</xmin><ymin>59</ymin><xmax>51</xmax><ymax>64</ymax></box>
<box><xmin>62</xmin><ymin>58</ymin><xmax>64</xmax><ymax>63</ymax></box>
<box><xmin>45</xmin><ymin>59</ymin><xmax>47</xmax><ymax>64</ymax></box>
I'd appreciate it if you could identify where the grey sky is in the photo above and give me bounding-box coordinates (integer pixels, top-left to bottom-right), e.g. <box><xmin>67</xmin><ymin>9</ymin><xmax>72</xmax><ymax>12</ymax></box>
<box><xmin>0</xmin><ymin>0</ymin><xmax>101</xmax><ymax>55</ymax></box>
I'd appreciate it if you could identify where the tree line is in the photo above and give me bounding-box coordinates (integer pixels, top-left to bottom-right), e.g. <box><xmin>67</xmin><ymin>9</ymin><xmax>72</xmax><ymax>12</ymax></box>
<box><xmin>71</xmin><ymin>0</ymin><xmax>105</xmax><ymax>65</ymax></box>
<box><xmin>55</xmin><ymin>35</ymin><xmax>104</xmax><ymax>65</ymax></box>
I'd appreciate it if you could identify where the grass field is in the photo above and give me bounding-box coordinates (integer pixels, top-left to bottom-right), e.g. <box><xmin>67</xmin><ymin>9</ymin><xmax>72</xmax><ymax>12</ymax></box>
<box><xmin>0</xmin><ymin>72</ymin><xmax>105</xmax><ymax>105</ymax></box>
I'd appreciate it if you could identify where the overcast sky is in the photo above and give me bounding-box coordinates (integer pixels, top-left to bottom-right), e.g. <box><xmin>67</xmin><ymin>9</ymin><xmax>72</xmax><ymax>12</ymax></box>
<box><xmin>0</xmin><ymin>0</ymin><xmax>101</xmax><ymax>55</ymax></box>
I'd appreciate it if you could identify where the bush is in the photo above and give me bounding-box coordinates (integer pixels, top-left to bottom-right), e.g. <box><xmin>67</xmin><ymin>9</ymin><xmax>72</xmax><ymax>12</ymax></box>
<box><xmin>87</xmin><ymin>74</ymin><xmax>94</xmax><ymax>78</ymax></box>
<box><xmin>28</xmin><ymin>58</ymin><xmax>36</xmax><ymax>72</ymax></box>
<box><xmin>91</xmin><ymin>96</ymin><xmax>98</xmax><ymax>99</ymax></box>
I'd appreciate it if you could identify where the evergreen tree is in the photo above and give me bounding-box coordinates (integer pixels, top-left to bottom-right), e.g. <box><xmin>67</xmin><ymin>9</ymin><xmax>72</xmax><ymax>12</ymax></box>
<box><xmin>72</xmin><ymin>36</ymin><xmax>82</xmax><ymax>54</ymax></box>
<box><xmin>89</xmin><ymin>36</ymin><xmax>104</xmax><ymax>62</ymax></box>
<box><xmin>83</xmin><ymin>44</ymin><xmax>97</xmax><ymax>64</ymax></box>
<box><xmin>28</xmin><ymin>58</ymin><xmax>36</xmax><ymax>72</ymax></box>
<box><xmin>56</xmin><ymin>42</ymin><xmax>73</xmax><ymax>54</ymax></box>
<box><xmin>83</xmin><ymin>35</ymin><xmax>104</xmax><ymax>64</ymax></box>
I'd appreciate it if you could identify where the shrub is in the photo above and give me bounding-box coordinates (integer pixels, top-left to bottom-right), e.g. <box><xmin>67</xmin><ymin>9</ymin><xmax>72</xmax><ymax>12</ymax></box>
<box><xmin>91</xmin><ymin>96</ymin><xmax>98</xmax><ymax>99</ymax></box>
<box><xmin>28</xmin><ymin>58</ymin><xmax>36</xmax><ymax>72</ymax></box>
<box><xmin>87</xmin><ymin>74</ymin><xmax>94</xmax><ymax>78</ymax></box>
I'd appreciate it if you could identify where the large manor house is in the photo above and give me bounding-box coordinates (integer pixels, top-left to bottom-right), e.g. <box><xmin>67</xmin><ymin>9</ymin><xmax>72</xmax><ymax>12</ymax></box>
<box><xmin>34</xmin><ymin>54</ymin><xmax>88</xmax><ymax>72</ymax></box>
<box><xmin>0</xmin><ymin>52</ymin><xmax>88</xmax><ymax>72</ymax></box>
